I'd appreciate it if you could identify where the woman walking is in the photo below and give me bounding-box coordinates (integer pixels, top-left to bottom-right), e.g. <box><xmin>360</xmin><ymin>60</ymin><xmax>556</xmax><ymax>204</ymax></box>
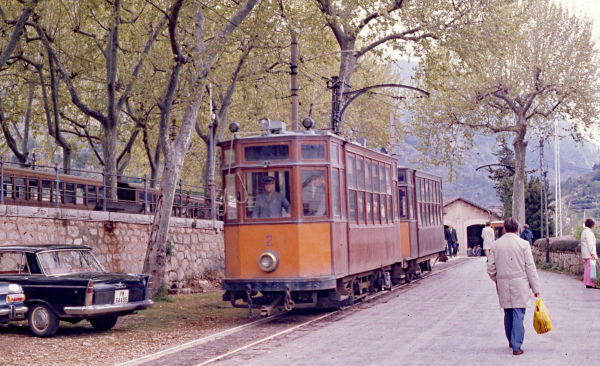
<box><xmin>581</xmin><ymin>218</ymin><xmax>598</xmax><ymax>288</ymax></box>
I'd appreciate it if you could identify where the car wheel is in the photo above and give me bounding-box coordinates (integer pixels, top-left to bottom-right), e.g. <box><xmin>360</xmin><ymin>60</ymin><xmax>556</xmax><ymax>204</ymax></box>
<box><xmin>28</xmin><ymin>303</ymin><xmax>59</xmax><ymax>337</ymax></box>
<box><xmin>89</xmin><ymin>315</ymin><xmax>118</xmax><ymax>331</ymax></box>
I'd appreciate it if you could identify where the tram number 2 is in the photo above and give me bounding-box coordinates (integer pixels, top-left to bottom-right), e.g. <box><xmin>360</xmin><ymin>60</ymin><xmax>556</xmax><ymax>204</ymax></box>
<box><xmin>265</xmin><ymin>234</ymin><xmax>273</xmax><ymax>246</ymax></box>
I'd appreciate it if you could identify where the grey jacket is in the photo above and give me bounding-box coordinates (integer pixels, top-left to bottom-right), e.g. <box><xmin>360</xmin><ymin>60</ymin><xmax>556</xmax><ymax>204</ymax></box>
<box><xmin>487</xmin><ymin>233</ymin><xmax>541</xmax><ymax>309</ymax></box>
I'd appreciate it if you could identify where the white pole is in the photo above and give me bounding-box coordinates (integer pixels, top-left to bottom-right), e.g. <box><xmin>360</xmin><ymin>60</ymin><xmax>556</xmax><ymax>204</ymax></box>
<box><xmin>554</xmin><ymin>121</ymin><xmax>559</xmax><ymax>237</ymax></box>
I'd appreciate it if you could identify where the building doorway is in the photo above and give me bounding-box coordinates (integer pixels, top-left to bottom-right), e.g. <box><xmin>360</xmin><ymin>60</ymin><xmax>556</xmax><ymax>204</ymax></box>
<box><xmin>467</xmin><ymin>224</ymin><xmax>485</xmax><ymax>256</ymax></box>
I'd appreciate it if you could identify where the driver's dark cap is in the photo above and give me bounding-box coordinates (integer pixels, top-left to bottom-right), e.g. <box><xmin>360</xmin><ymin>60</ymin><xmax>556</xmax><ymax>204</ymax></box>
<box><xmin>263</xmin><ymin>176</ymin><xmax>275</xmax><ymax>184</ymax></box>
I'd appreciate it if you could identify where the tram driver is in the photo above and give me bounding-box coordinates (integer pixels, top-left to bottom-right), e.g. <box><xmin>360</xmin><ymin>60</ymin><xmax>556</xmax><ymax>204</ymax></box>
<box><xmin>252</xmin><ymin>176</ymin><xmax>290</xmax><ymax>218</ymax></box>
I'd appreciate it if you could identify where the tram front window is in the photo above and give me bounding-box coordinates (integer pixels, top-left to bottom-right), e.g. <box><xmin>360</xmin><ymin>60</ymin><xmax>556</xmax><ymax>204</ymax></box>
<box><xmin>246</xmin><ymin>171</ymin><xmax>291</xmax><ymax>219</ymax></box>
<box><xmin>302</xmin><ymin>170</ymin><xmax>327</xmax><ymax>216</ymax></box>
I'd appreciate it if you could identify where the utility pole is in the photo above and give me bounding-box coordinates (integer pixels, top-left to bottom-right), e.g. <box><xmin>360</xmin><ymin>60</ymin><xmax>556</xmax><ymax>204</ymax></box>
<box><xmin>539</xmin><ymin>139</ymin><xmax>550</xmax><ymax>262</ymax></box>
<box><xmin>290</xmin><ymin>32</ymin><xmax>299</xmax><ymax>131</ymax></box>
<box><xmin>329</xmin><ymin>76</ymin><xmax>340</xmax><ymax>134</ymax></box>
<box><xmin>554</xmin><ymin>120</ymin><xmax>562</xmax><ymax>236</ymax></box>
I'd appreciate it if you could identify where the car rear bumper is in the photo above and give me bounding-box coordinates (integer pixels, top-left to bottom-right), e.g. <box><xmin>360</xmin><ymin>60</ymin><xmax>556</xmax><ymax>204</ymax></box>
<box><xmin>63</xmin><ymin>299</ymin><xmax>154</xmax><ymax>316</ymax></box>
<box><xmin>0</xmin><ymin>305</ymin><xmax>28</xmax><ymax>320</ymax></box>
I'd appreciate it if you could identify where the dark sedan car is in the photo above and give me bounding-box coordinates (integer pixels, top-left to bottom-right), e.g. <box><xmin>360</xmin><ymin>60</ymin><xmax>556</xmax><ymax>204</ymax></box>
<box><xmin>0</xmin><ymin>282</ymin><xmax>27</xmax><ymax>323</ymax></box>
<box><xmin>0</xmin><ymin>244</ymin><xmax>153</xmax><ymax>337</ymax></box>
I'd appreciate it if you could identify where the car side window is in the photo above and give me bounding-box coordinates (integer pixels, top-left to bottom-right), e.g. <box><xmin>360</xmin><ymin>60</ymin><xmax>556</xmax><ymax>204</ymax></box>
<box><xmin>26</xmin><ymin>253</ymin><xmax>42</xmax><ymax>274</ymax></box>
<box><xmin>0</xmin><ymin>251</ymin><xmax>30</xmax><ymax>275</ymax></box>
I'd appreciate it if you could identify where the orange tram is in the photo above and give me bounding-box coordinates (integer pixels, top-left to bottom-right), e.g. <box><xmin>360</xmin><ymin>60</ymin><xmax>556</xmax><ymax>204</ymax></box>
<box><xmin>220</xmin><ymin>119</ymin><xmax>445</xmax><ymax>315</ymax></box>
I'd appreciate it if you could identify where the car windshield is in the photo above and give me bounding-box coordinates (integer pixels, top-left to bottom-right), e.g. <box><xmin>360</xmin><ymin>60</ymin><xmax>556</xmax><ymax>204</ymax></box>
<box><xmin>37</xmin><ymin>250</ymin><xmax>104</xmax><ymax>275</ymax></box>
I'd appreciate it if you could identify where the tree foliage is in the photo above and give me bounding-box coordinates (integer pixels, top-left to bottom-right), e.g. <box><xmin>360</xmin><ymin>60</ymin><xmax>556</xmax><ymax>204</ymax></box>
<box><xmin>407</xmin><ymin>0</ymin><xmax>600</xmax><ymax>226</ymax></box>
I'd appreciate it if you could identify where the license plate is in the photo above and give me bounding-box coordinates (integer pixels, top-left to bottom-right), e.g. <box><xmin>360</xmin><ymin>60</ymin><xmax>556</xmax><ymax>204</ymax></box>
<box><xmin>114</xmin><ymin>289</ymin><xmax>129</xmax><ymax>304</ymax></box>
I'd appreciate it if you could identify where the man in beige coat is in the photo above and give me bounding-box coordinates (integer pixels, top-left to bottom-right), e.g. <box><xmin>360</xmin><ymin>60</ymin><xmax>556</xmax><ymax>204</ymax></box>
<box><xmin>487</xmin><ymin>217</ymin><xmax>541</xmax><ymax>356</ymax></box>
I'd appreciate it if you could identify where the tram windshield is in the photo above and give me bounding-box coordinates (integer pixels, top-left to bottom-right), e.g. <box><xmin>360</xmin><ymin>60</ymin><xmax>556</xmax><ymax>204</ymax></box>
<box><xmin>301</xmin><ymin>170</ymin><xmax>327</xmax><ymax>216</ymax></box>
<box><xmin>245</xmin><ymin>171</ymin><xmax>291</xmax><ymax>219</ymax></box>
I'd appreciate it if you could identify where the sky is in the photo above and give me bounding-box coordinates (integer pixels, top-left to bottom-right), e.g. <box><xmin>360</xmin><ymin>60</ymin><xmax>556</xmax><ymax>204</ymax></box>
<box><xmin>558</xmin><ymin>0</ymin><xmax>600</xmax><ymax>41</ymax></box>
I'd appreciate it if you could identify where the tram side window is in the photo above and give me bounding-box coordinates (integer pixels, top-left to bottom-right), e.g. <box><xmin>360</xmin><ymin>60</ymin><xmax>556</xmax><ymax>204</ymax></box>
<box><xmin>365</xmin><ymin>161</ymin><xmax>372</xmax><ymax>191</ymax></box>
<box><xmin>301</xmin><ymin>169</ymin><xmax>327</xmax><ymax>217</ymax></box>
<box><xmin>366</xmin><ymin>193</ymin><xmax>373</xmax><ymax>223</ymax></box>
<box><xmin>42</xmin><ymin>181</ymin><xmax>52</xmax><ymax>202</ymax></box>
<box><xmin>398</xmin><ymin>188</ymin><xmax>407</xmax><ymax>219</ymax></box>
<box><xmin>372</xmin><ymin>163</ymin><xmax>379</xmax><ymax>192</ymax></box>
<box><xmin>357</xmin><ymin>158</ymin><xmax>365</xmax><ymax>190</ymax></box>
<box><xmin>373</xmin><ymin>194</ymin><xmax>380</xmax><ymax>222</ymax></box>
<box><xmin>225</xmin><ymin>174</ymin><xmax>237</xmax><ymax>221</ymax></box>
<box><xmin>357</xmin><ymin>192</ymin><xmax>364</xmax><ymax>223</ymax></box>
<box><xmin>348</xmin><ymin>191</ymin><xmax>356</xmax><ymax>223</ymax></box>
<box><xmin>330</xmin><ymin>144</ymin><xmax>338</xmax><ymax>164</ymax></box>
<box><xmin>347</xmin><ymin>156</ymin><xmax>356</xmax><ymax>189</ymax></box>
<box><xmin>332</xmin><ymin>170</ymin><xmax>340</xmax><ymax>216</ymax></box>
<box><xmin>246</xmin><ymin>171</ymin><xmax>291</xmax><ymax>219</ymax></box>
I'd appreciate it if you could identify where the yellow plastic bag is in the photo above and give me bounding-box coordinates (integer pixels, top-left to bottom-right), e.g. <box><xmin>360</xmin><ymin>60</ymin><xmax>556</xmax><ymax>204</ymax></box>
<box><xmin>533</xmin><ymin>298</ymin><xmax>552</xmax><ymax>334</ymax></box>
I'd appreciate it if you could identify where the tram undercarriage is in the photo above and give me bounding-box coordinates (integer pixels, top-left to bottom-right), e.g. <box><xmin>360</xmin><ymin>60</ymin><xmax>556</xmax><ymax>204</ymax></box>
<box><xmin>222</xmin><ymin>253</ymin><xmax>442</xmax><ymax>317</ymax></box>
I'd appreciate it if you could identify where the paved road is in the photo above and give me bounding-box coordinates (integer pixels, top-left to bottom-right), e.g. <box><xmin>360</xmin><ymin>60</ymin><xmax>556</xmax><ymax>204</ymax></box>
<box><xmin>211</xmin><ymin>257</ymin><xmax>600</xmax><ymax>366</ymax></box>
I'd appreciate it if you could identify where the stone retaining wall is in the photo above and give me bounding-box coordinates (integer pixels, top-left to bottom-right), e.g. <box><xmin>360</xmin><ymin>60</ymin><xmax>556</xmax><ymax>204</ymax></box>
<box><xmin>532</xmin><ymin>244</ymin><xmax>583</xmax><ymax>275</ymax></box>
<box><xmin>0</xmin><ymin>205</ymin><xmax>224</xmax><ymax>291</ymax></box>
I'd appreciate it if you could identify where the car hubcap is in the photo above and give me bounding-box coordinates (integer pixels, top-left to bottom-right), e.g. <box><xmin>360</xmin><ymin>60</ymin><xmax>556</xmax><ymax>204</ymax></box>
<box><xmin>32</xmin><ymin>308</ymin><xmax>49</xmax><ymax>331</ymax></box>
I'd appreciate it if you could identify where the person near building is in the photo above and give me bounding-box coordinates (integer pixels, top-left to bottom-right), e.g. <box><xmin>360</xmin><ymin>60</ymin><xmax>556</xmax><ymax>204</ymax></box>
<box><xmin>520</xmin><ymin>224</ymin><xmax>533</xmax><ymax>245</ymax></box>
<box><xmin>447</xmin><ymin>224</ymin><xmax>458</xmax><ymax>256</ymax></box>
<box><xmin>487</xmin><ymin>217</ymin><xmax>541</xmax><ymax>356</ymax></box>
<box><xmin>482</xmin><ymin>221</ymin><xmax>495</xmax><ymax>259</ymax></box>
<box><xmin>581</xmin><ymin>218</ymin><xmax>598</xmax><ymax>288</ymax></box>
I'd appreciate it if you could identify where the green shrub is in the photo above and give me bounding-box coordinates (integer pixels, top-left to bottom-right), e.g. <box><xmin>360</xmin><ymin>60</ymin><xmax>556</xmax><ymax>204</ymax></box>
<box><xmin>152</xmin><ymin>281</ymin><xmax>173</xmax><ymax>302</ymax></box>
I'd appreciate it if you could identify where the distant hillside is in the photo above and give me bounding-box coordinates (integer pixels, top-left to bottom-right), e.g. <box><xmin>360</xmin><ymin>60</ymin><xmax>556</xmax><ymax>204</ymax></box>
<box><xmin>393</xmin><ymin>133</ymin><xmax>600</xmax><ymax>209</ymax></box>
<box><xmin>561</xmin><ymin>163</ymin><xmax>600</xmax><ymax>219</ymax></box>
<box><xmin>390</xmin><ymin>60</ymin><xmax>600</xmax><ymax>210</ymax></box>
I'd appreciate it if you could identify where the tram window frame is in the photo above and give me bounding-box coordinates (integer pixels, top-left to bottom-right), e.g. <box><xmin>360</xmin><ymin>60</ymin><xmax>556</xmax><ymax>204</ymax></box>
<box><xmin>301</xmin><ymin>143</ymin><xmax>325</xmax><ymax>160</ymax></box>
<box><xmin>372</xmin><ymin>163</ymin><xmax>379</xmax><ymax>192</ymax></box>
<box><xmin>365</xmin><ymin>161</ymin><xmax>372</xmax><ymax>191</ymax></box>
<box><xmin>408</xmin><ymin>189</ymin><xmax>414</xmax><ymax>220</ymax></box>
<box><xmin>380</xmin><ymin>193</ymin><xmax>387</xmax><ymax>223</ymax></box>
<box><xmin>348</xmin><ymin>190</ymin><xmax>357</xmax><ymax>223</ymax></box>
<box><xmin>398</xmin><ymin>188</ymin><xmax>407</xmax><ymax>219</ymax></box>
<box><xmin>41</xmin><ymin>180</ymin><xmax>52</xmax><ymax>202</ymax></box>
<box><xmin>76</xmin><ymin>184</ymin><xmax>86</xmax><ymax>205</ymax></box>
<box><xmin>15</xmin><ymin>178</ymin><xmax>25</xmax><ymax>199</ymax></box>
<box><xmin>330</xmin><ymin>144</ymin><xmax>338</xmax><ymax>164</ymax></box>
<box><xmin>398</xmin><ymin>170</ymin><xmax>406</xmax><ymax>183</ymax></box>
<box><xmin>301</xmin><ymin>168</ymin><xmax>328</xmax><ymax>217</ymax></box>
<box><xmin>388</xmin><ymin>195</ymin><xmax>393</xmax><ymax>222</ymax></box>
<box><xmin>373</xmin><ymin>194</ymin><xmax>380</xmax><ymax>222</ymax></box>
<box><xmin>347</xmin><ymin>155</ymin><xmax>356</xmax><ymax>189</ymax></box>
<box><xmin>244</xmin><ymin>144</ymin><xmax>290</xmax><ymax>162</ymax></box>
<box><xmin>28</xmin><ymin>179</ymin><xmax>39</xmax><ymax>201</ymax></box>
<box><xmin>357</xmin><ymin>191</ymin><xmax>364</xmax><ymax>224</ymax></box>
<box><xmin>224</xmin><ymin>173</ymin><xmax>238</xmax><ymax>221</ymax></box>
<box><xmin>356</xmin><ymin>158</ymin><xmax>365</xmax><ymax>190</ymax></box>
<box><xmin>386</xmin><ymin>166</ymin><xmax>391</xmax><ymax>194</ymax></box>
<box><xmin>332</xmin><ymin>169</ymin><xmax>341</xmax><ymax>216</ymax></box>
<box><xmin>244</xmin><ymin>170</ymin><xmax>292</xmax><ymax>220</ymax></box>
<box><xmin>223</xmin><ymin>148</ymin><xmax>236</xmax><ymax>166</ymax></box>
<box><xmin>366</xmin><ymin>192</ymin><xmax>373</xmax><ymax>224</ymax></box>
<box><xmin>379</xmin><ymin>165</ymin><xmax>385</xmax><ymax>194</ymax></box>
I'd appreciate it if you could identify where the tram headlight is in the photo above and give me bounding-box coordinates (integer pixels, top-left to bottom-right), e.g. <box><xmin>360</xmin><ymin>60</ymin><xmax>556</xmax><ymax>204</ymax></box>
<box><xmin>258</xmin><ymin>250</ymin><xmax>279</xmax><ymax>273</ymax></box>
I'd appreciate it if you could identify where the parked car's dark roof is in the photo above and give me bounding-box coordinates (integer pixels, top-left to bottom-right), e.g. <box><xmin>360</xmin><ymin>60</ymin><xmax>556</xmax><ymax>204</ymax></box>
<box><xmin>0</xmin><ymin>244</ymin><xmax>92</xmax><ymax>252</ymax></box>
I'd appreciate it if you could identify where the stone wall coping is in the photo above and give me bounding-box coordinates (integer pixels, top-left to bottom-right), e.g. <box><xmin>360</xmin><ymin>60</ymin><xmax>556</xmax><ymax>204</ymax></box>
<box><xmin>0</xmin><ymin>204</ymin><xmax>223</xmax><ymax>229</ymax></box>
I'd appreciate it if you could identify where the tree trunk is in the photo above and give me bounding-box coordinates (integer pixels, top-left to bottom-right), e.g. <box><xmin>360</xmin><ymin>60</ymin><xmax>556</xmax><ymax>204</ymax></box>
<box><xmin>512</xmin><ymin>118</ymin><xmax>528</xmax><ymax>228</ymax></box>
<box><xmin>142</xmin><ymin>153</ymin><xmax>179</xmax><ymax>291</ymax></box>
<box><xmin>103</xmin><ymin>125</ymin><xmax>119</xmax><ymax>199</ymax></box>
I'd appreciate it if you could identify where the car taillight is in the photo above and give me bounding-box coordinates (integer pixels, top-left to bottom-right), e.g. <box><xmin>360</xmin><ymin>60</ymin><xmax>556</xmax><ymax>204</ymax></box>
<box><xmin>85</xmin><ymin>280</ymin><xmax>94</xmax><ymax>306</ymax></box>
<box><xmin>147</xmin><ymin>275</ymin><xmax>153</xmax><ymax>290</ymax></box>
<box><xmin>7</xmin><ymin>293</ymin><xmax>25</xmax><ymax>303</ymax></box>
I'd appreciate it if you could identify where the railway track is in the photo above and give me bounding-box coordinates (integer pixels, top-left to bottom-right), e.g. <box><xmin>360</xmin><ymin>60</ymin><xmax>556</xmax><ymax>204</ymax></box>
<box><xmin>121</xmin><ymin>257</ymin><xmax>469</xmax><ymax>366</ymax></box>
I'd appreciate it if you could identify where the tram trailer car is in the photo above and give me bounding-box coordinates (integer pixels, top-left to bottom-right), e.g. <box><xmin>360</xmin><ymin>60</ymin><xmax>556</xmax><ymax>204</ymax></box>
<box><xmin>220</xmin><ymin>119</ymin><xmax>445</xmax><ymax>315</ymax></box>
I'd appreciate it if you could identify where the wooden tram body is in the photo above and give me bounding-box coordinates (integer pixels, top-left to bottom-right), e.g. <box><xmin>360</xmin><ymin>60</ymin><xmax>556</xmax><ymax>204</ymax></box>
<box><xmin>220</xmin><ymin>121</ymin><xmax>445</xmax><ymax>314</ymax></box>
